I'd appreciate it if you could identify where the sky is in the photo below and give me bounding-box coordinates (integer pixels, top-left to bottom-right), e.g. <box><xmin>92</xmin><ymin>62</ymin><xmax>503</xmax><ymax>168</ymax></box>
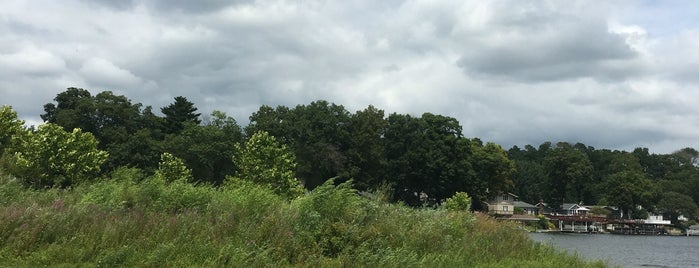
<box><xmin>1</xmin><ymin>0</ymin><xmax>699</xmax><ymax>154</ymax></box>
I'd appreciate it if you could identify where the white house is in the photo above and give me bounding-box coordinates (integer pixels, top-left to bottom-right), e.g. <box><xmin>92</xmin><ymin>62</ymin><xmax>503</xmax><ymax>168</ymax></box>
<box><xmin>559</xmin><ymin>203</ymin><xmax>590</xmax><ymax>216</ymax></box>
<box><xmin>486</xmin><ymin>193</ymin><xmax>517</xmax><ymax>215</ymax></box>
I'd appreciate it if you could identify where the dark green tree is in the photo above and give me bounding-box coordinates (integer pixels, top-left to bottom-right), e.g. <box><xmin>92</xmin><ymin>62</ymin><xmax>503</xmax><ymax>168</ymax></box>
<box><xmin>543</xmin><ymin>142</ymin><xmax>593</xmax><ymax>209</ymax></box>
<box><xmin>346</xmin><ymin>105</ymin><xmax>387</xmax><ymax>190</ymax></box>
<box><xmin>600</xmin><ymin>171</ymin><xmax>658</xmax><ymax>219</ymax></box>
<box><xmin>657</xmin><ymin>191</ymin><xmax>697</xmax><ymax>225</ymax></box>
<box><xmin>469</xmin><ymin>139</ymin><xmax>515</xmax><ymax>203</ymax></box>
<box><xmin>161</xmin><ymin>96</ymin><xmax>201</xmax><ymax>135</ymax></box>
<box><xmin>384</xmin><ymin>113</ymin><xmax>474</xmax><ymax>206</ymax></box>
<box><xmin>41</xmin><ymin>87</ymin><xmax>95</xmax><ymax>133</ymax></box>
<box><xmin>162</xmin><ymin>111</ymin><xmax>243</xmax><ymax>185</ymax></box>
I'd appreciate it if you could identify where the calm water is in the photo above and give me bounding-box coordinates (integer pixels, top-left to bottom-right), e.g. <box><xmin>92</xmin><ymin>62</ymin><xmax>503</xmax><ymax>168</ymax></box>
<box><xmin>529</xmin><ymin>233</ymin><xmax>699</xmax><ymax>268</ymax></box>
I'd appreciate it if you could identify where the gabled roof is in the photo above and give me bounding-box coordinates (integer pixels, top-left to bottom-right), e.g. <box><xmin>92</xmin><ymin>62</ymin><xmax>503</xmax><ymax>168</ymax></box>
<box><xmin>561</xmin><ymin>203</ymin><xmax>590</xmax><ymax>211</ymax></box>
<box><xmin>512</xmin><ymin>201</ymin><xmax>536</xmax><ymax>209</ymax></box>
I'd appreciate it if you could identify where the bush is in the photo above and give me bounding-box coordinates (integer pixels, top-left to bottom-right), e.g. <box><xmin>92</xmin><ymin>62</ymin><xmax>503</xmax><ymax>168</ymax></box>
<box><xmin>443</xmin><ymin>192</ymin><xmax>471</xmax><ymax>212</ymax></box>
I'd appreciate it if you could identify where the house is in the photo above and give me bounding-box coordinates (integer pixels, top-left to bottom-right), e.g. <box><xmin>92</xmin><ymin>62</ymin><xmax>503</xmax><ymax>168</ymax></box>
<box><xmin>688</xmin><ymin>225</ymin><xmax>699</xmax><ymax>236</ymax></box>
<box><xmin>485</xmin><ymin>192</ymin><xmax>517</xmax><ymax>215</ymax></box>
<box><xmin>645</xmin><ymin>214</ymin><xmax>672</xmax><ymax>225</ymax></box>
<box><xmin>558</xmin><ymin>203</ymin><xmax>590</xmax><ymax>216</ymax></box>
<box><xmin>512</xmin><ymin>201</ymin><xmax>538</xmax><ymax>215</ymax></box>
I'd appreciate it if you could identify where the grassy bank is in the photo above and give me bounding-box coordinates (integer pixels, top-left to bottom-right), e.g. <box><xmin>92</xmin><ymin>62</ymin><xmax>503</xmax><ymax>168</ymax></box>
<box><xmin>0</xmin><ymin>172</ymin><xmax>606</xmax><ymax>267</ymax></box>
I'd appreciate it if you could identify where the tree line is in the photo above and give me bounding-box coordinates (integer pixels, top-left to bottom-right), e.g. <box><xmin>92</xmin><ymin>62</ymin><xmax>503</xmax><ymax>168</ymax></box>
<box><xmin>508</xmin><ymin>142</ymin><xmax>698</xmax><ymax>223</ymax></box>
<box><xmin>1</xmin><ymin>87</ymin><xmax>514</xmax><ymax>209</ymax></box>
<box><xmin>0</xmin><ymin>87</ymin><xmax>697</xmax><ymax>222</ymax></box>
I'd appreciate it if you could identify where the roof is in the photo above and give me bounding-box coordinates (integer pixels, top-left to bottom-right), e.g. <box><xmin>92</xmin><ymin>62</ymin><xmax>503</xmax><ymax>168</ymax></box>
<box><xmin>561</xmin><ymin>203</ymin><xmax>590</xmax><ymax>211</ymax></box>
<box><xmin>512</xmin><ymin>201</ymin><xmax>537</xmax><ymax>208</ymax></box>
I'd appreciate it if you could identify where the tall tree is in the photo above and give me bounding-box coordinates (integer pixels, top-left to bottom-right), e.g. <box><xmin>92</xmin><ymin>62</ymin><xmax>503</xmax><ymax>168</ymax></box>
<box><xmin>41</xmin><ymin>87</ymin><xmax>95</xmax><ymax>133</ymax></box>
<box><xmin>161</xmin><ymin>96</ymin><xmax>201</xmax><ymax>134</ymax></box>
<box><xmin>543</xmin><ymin>142</ymin><xmax>593</xmax><ymax>209</ymax></box>
<box><xmin>384</xmin><ymin>113</ymin><xmax>474</xmax><ymax>206</ymax></box>
<box><xmin>657</xmin><ymin>191</ymin><xmax>697</xmax><ymax>224</ymax></box>
<box><xmin>346</xmin><ymin>105</ymin><xmax>387</xmax><ymax>190</ymax></box>
<box><xmin>600</xmin><ymin>170</ymin><xmax>658</xmax><ymax>219</ymax></box>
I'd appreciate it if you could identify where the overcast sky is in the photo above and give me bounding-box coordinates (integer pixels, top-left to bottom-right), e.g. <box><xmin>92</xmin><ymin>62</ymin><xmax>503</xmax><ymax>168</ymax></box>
<box><xmin>1</xmin><ymin>0</ymin><xmax>698</xmax><ymax>153</ymax></box>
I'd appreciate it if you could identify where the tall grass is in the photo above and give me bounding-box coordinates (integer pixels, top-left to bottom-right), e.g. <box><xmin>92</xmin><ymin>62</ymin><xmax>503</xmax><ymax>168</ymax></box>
<box><xmin>0</xmin><ymin>172</ymin><xmax>607</xmax><ymax>267</ymax></box>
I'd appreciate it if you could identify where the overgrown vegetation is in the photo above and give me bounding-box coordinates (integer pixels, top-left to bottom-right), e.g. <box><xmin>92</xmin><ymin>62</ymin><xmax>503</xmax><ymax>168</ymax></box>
<box><xmin>0</xmin><ymin>169</ymin><xmax>605</xmax><ymax>267</ymax></box>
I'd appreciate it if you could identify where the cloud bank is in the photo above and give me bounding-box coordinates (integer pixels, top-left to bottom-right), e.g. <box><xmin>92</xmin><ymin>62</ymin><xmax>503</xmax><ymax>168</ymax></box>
<box><xmin>1</xmin><ymin>0</ymin><xmax>698</xmax><ymax>153</ymax></box>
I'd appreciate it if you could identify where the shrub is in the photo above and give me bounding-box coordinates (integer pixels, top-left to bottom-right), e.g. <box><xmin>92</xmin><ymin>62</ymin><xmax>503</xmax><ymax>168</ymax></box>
<box><xmin>443</xmin><ymin>192</ymin><xmax>471</xmax><ymax>212</ymax></box>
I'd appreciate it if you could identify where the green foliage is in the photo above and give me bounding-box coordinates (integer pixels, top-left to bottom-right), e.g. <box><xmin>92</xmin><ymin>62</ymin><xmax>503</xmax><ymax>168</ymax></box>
<box><xmin>543</xmin><ymin>142</ymin><xmax>593</xmax><ymax>209</ymax></box>
<box><xmin>657</xmin><ymin>191</ymin><xmax>697</xmax><ymax>224</ymax></box>
<box><xmin>161</xmin><ymin>111</ymin><xmax>243</xmax><ymax>185</ymax></box>
<box><xmin>0</xmin><ymin>174</ymin><xmax>604</xmax><ymax>267</ymax></box>
<box><xmin>0</xmin><ymin>105</ymin><xmax>25</xmax><ymax>153</ymax></box>
<box><xmin>601</xmin><ymin>171</ymin><xmax>657</xmax><ymax>218</ymax></box>
<box><xmin>155</xmin><ymin>152</ymin><xmax>192</xmax><ymax>183</ymax></box>
<box><xmin>231</xmin><ymin>131</ymin><xmax>305</xmax><ymax>199</ymax></box>
<box><xmin>11</xmin><ymin>123</ymin><xmax>108</xmax><ymax>188</ymax></box>
<box><xmin>161</xmin><ymin>96</ymin><xmax>201</xmax><ymax>134</ymax></box>
<box><xmin>443</xmin><ymin>192</ymin><xmax>472</xmax><ymax>212</ymax></box>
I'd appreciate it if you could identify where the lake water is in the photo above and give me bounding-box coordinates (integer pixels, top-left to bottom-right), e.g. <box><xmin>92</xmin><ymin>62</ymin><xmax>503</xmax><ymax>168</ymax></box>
<box><xmin>529</xmin><ymin>233</ymin><xmax>699</xmax><ymax>268</ymax></box>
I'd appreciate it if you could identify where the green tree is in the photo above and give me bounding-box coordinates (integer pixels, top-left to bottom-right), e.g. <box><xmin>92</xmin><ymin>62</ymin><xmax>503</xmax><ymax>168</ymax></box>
<box><xmin>0</xmin><ymin>105</ymin><xmax>25</xmax><ymax>153</ymax></box>
<box><xmin>384</xmin><ymin>113</ymin><xmax>474</xmax><ymax>206</ymax></box>
<box><xmin>543</xmin><ymin>142</ymin><xmax>593</xmax><ymax>209</ymax></box>
<box><xmin>469</xmin><ymin>140</ymin><xmax>515</xmax><ymax>201</ymax></box>
<box><xmin>230</xmin><ymin>131</ymin><xmax>304</xmax><ymax>199</ymax></box>
<box><xmin>155</xmin><ymin>152</ymin><xmax>192</xmax><ymax>183</ymax></box>
<box><xmin>12</xmin><ymin>123</ymin><xmax>108</xmax><ymax>187</ymax></box>
<box><xmin>600</xmin><ymin>171</ymin><xmax>658</xmax><ymax>219</ymax></box>
<box><xmin>162</xmin><ymin>111</ymin><xmax>243</xmax><ymax>185</ymax></box>
<box><xmin>41</xmin><ymin>87</ymin><xmax>95</xmax><ymax>133</ymax></box>
<box><xmin>346</xmin><ymin>105</ymin><xmax>387</xmax><ymax>190</ymax></box>
<box><xmin>657</xmin><ymin>191</ymin><xmax>697</xmax><ymax>225</ymax></box>
<box><xmin>161</xmin><ymin>96</ymin><xmax>201</xmax><ymax>134</ymax></box>
<box><xmin>41</xmin><ymin>88</ymin><xmax>157</xmax><ymax>172</ymax></box>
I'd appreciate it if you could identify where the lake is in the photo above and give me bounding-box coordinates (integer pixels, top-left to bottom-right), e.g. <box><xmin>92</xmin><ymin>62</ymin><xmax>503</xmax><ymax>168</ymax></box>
<box><xmin>529</xmin><ymin>232</ymin><xmax>699</xmax><ymax>267</ymax></box>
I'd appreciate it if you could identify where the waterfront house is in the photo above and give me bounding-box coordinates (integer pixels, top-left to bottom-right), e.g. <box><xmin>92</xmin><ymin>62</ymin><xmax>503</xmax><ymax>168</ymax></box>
<box><xmin>485</xmin><ymin>193</ymin><xmax>517</xmax><ymax>215</ymax></box>
<box><xmin>512</xmin><ymin>201</ymin><xmax>539</xmax><ymax>215</ymax></box>
<box><xmin>688</xmin><ymin>225</ymin><xmax>699</xmax><ymax>236</ymax></box>
<box><xmin>559</xmin><ymin>203</ymin><xmax>590</xmax><ymax>216</ymax></box>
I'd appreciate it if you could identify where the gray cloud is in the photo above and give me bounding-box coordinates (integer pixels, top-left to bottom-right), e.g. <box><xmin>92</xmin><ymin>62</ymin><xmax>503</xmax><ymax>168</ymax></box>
<box><xmin>1</xmin><ymin>0</ymin><xmax>699</xmax><ymax>154</ymax></box>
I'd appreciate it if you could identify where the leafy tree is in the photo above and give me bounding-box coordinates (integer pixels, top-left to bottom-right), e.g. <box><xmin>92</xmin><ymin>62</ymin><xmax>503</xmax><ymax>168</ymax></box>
<box><xmin>11</xmin><ymin>123</ymin><xmax>108</xmax><ymax>188</ymax></box>
<box><xmin>384</xmin><ymin>113</ymin><xmax>474</xmax><ymax>206</ymax></box>
<box><xmin>246</xmin><ymin>101</ymin><xmax>352</xmax><ymax>189</ymax></box>
<box><xmin>245</xmin><ymin>105</ymin><xmax>294</xmax><ymax>142</ymax></box>
<box><xmin>161</xmin><ymin>96</ymin><xmax>201</xmax><ymax>134</ymax></box>
<box><xmin>0</xmin><ymin>106</ymin><xmax>25</xmax><ymax>153</ymax></box>
<box><xmin>290</xmin><ymin>101</ymin><xmax>352</xmax><ymax>189</ymax></box>
<box><xmin>162</xmin><ymin>111</ymin><xmax>243</xmax><ymax>185</ymax></box>
<box><xmin>346</xmin><ymin>105</ymin><xmax>387</xmax><ymax>190</ymax></box>
<box><xmin>600</xmin><ymin>171</ymin><xmax>658</xmax><ymax>219</ymax></box>
<box><xmin>657</xmin><ymin>191</ymin><xmax>697</xmax><ymax>225</ymax></box>
<box><xmin>469</xmin><ymin>139</ymin><xmax>515</xmax><ymax>200</ymax></box>
<box><xmin>543</xmin><ymin>142</ymin><xmax>593</xmax><ymax>209</ymax></box>
<box><xmin>230</xmin><ymin>131</ymin><xmax>304</xmax><ymax>199</ymax></box>
<box><xmin>155</xmin><ymin>152</ymin><xmax>192</xmax><ymax>183</ymax></box>
<box><xmin>41</xmin><ymin>88</ymin><xmax>156</xmax><ymax>171</ymax></box>
<box><xmin>41</xmin><ymin>87</ymin><xmax>95</xmax><ymax>133</ymax></box>
<box><xmin>443</xmin><ymin>192</ymin><xmax>472</xmax><ymax>212</ymax></box>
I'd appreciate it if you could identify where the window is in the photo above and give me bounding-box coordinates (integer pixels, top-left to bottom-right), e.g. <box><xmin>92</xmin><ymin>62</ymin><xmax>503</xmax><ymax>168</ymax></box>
<box><xmin>502</xmin><ymin>194</ymin><xmax>508</xmax><ymax>201</ymax></box>
<box><xmin>503</xmin><ymin>206</ymin><xmax>509</xmax><ymax>212</ymax></box>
